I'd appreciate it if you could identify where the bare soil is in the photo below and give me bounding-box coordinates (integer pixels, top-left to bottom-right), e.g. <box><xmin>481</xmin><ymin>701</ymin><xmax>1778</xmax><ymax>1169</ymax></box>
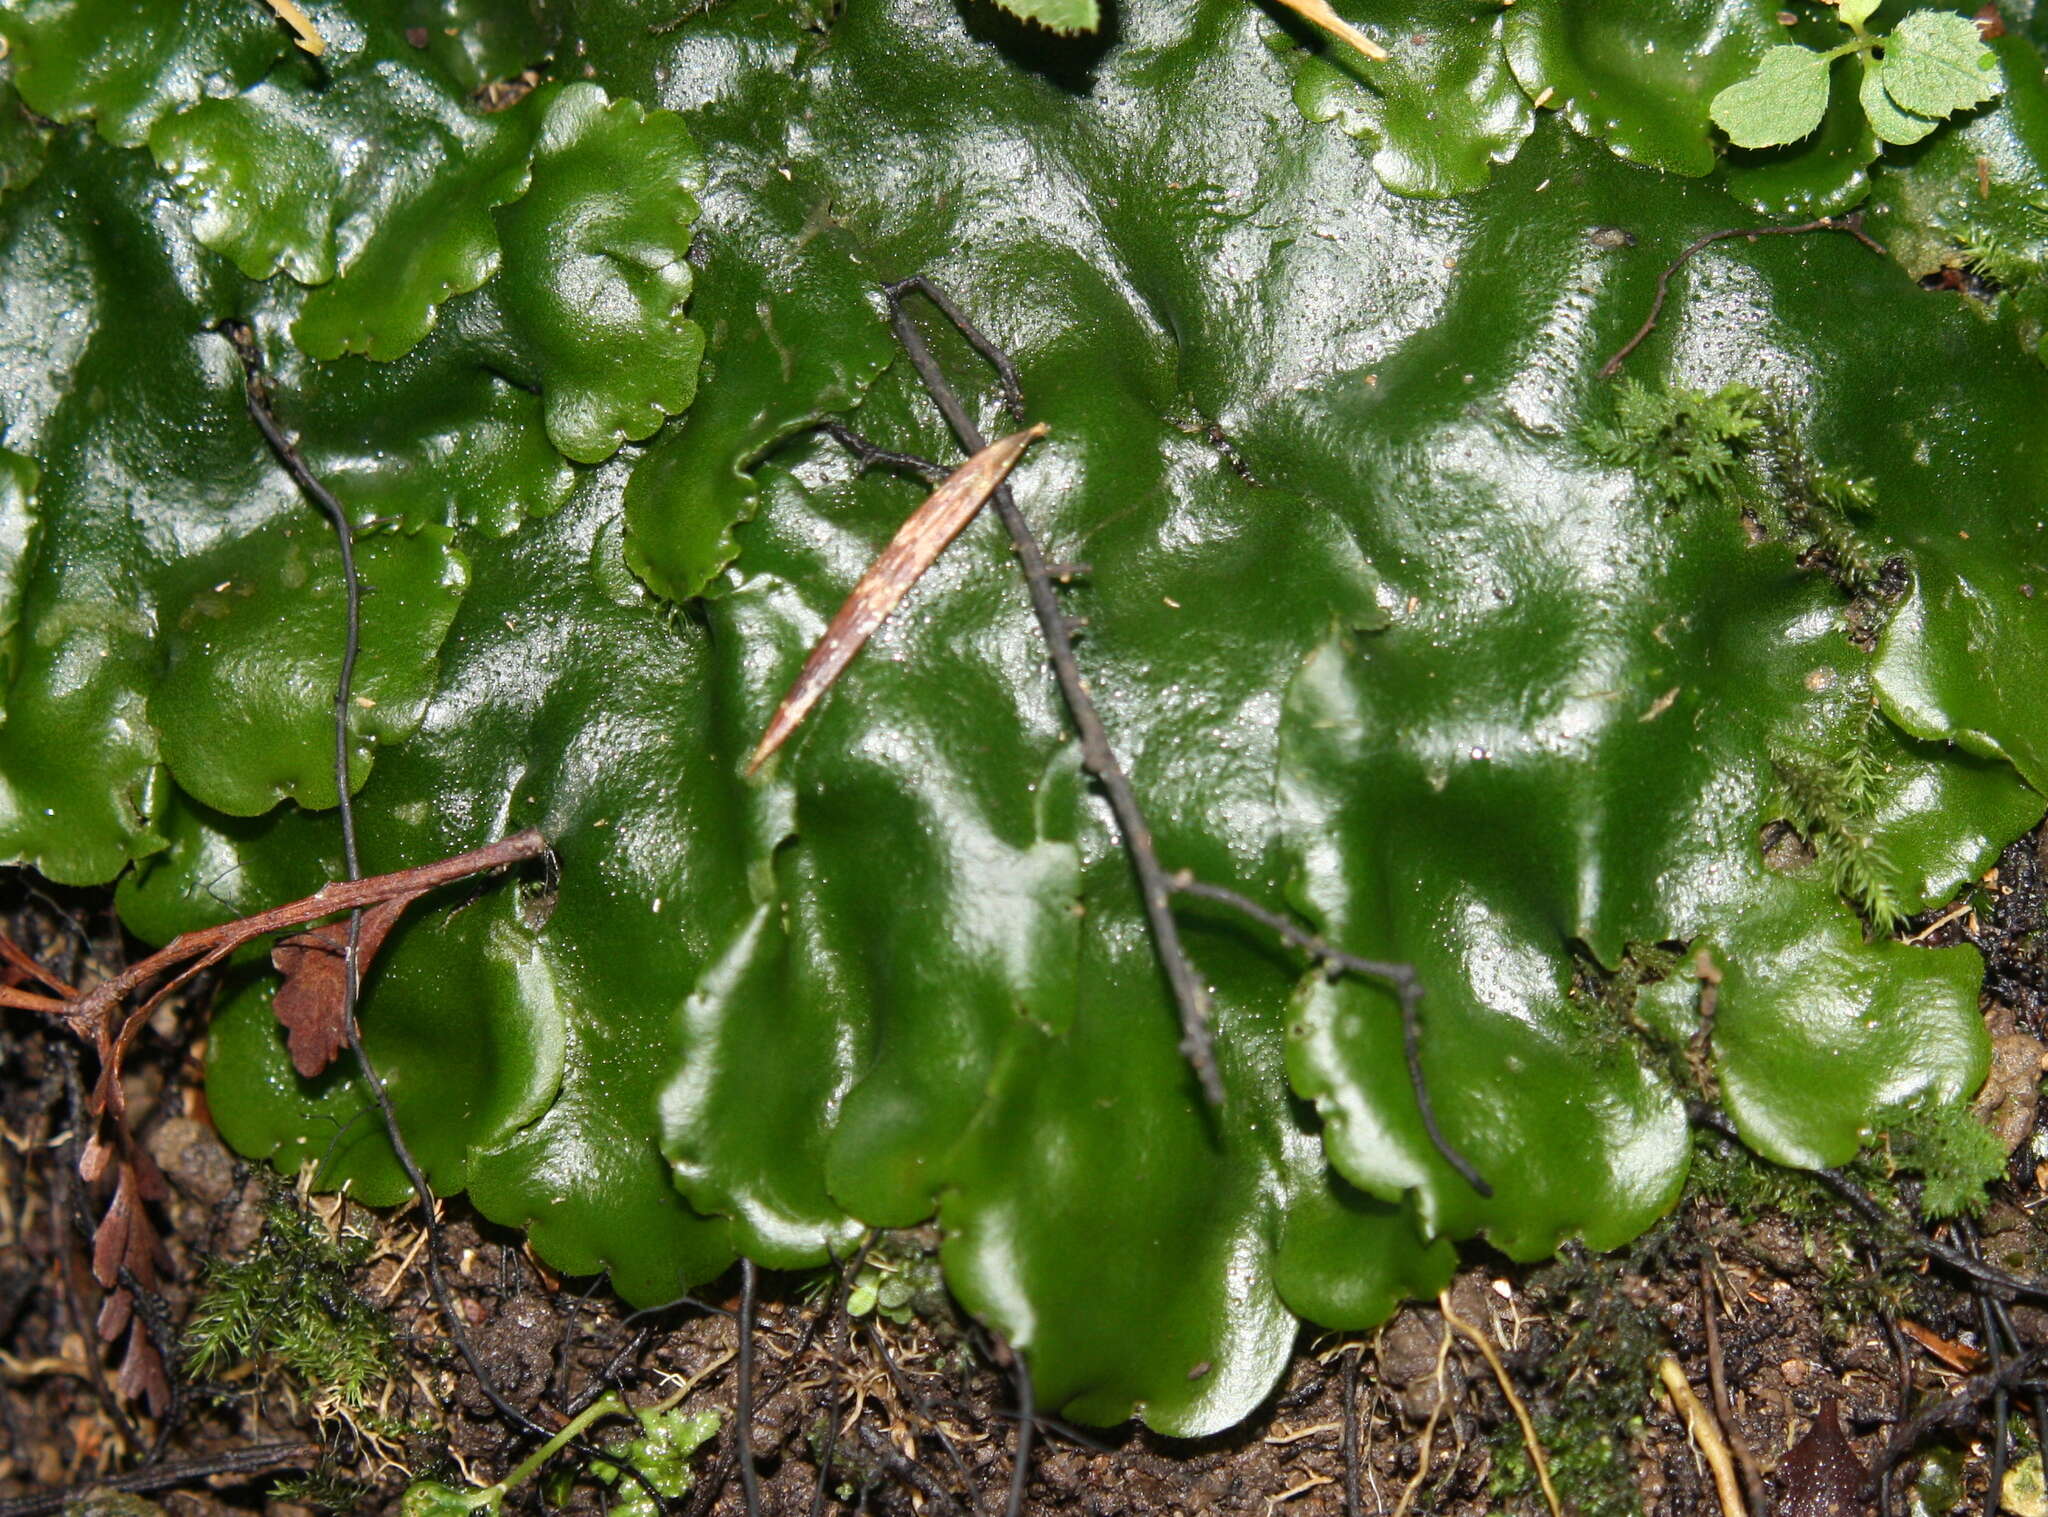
<box><xmin>6</xmin><ymin>820</ymin><xmax>2048</xmax><ymax>1517</ymax></box>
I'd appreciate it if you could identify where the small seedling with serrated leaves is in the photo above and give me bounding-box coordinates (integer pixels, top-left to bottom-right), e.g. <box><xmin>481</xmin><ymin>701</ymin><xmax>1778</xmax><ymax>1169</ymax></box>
<box><xmin>984</xmin><ymin>0</ymin><xmax>1100</xmax><ymax>34</ymax></box>
<box><xmin>1711</xmin><ymin>2</ymin><xmax>2002</xmax><ymax>151</ymax></box>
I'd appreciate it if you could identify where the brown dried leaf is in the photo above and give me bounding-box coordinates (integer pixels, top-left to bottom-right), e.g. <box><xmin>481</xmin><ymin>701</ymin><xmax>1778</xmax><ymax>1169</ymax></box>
<box><xmin>90</xmin><ymin>1153</ymin><xmax>174</xmax><ymax>1416</ymax></box>
<box><xmin>1899</xmin><ymin>1316</ymin><xmax>1987</xmax><ymax>1372</ymax></box>
<box><xmin>1775</xmin><ymin>1398</ymin><xmax>1866</xmax><ymax>1517</ymax></box>
<box><xmin>79</xmin><ymin>1129</ymin><xmax>113</xmax><ymax>1184</ymax></box>
<box><xmin>90</xmin><ymin>1155</ymin><xmax>168</xmax><ymax>1292</ymax></box>
<box><xmin>91</xmin><ymin>1166</ymin><xmax>135</xmax><ymax>1290</ymax></box>
<box><xmin>747</xmin><ymin>423</ymin><xmax>1048</xmax><ymax>775</ymax></box>
<box><xmin>271</xmin><ymin>891</ymin><xmax>425</xmax><ymax>1076</ymax></box>
<box><xmin>113</xmin><ymin>1314</ymin><xmax>171</xmax><ymax>1415</ymax></box>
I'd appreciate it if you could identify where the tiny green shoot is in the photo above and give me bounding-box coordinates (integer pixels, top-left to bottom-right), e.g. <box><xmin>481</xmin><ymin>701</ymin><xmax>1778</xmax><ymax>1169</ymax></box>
<box><xmin>402</xmin><ymin>1391</ymin><xmax>719</xmax><ymax>1515</ymax></box>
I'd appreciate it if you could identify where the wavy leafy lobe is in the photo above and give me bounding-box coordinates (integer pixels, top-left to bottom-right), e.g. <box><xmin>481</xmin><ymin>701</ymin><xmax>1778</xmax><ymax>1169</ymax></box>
<box><xmin>1289</xmin><ymin>2</ymin><xmax>1530</xmax><ymax>197</ymax></box>
<box><xmin>458</xmin><ymin>83</ymin><xmax>706</xmax><ymax>464</ymax></box>
<box><xmin>4</xmin><ymin>0</ymin><xmax>2046</xmax><ymax>1442</ymax></box>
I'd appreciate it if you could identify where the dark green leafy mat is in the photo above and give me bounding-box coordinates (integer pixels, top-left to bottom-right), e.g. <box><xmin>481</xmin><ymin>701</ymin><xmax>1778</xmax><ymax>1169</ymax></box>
<box><xmin>5</xmin><ymin>0</ymin><xmax>2048</xmax><ymax>1507</ymax></box>
<box><xmin>2</xmin><ymin>825</ymin><xmax>2047</xmax><ymax>1514</ymax></box>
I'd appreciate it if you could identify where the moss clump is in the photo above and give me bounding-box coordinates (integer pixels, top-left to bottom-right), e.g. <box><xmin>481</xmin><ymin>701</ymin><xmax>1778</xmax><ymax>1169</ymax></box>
<box><xmin>1769</xmin><ymin>733</ymin><xmax>1908</xmax><ymax>934</ymax></box>
<box><xmin>1492</xmin><ymin>1228</ymin><xmax>1681</xmax><ymax>1517</ymax></box>
<box><xmin>183</xmin><ymin>1187</ymin><xmax>397</xmax><ymax>1420</ymax></box>
<box><xmin>1686</xmin><ymin>1130</ymin><xmax>1949</xmax><ymax>1337</ymax></box>
<box><xmin>1588</xmin><ymin>380</ymin><xmax>1769</xmax><ymax>510</ymax></box>
<box><xmin>1589</xmin><ymin>380</ymin><xmax>1890</xmax><ymax>597</ymax></box>
<box><xmin>1884</xmin><ymin>1097</ymin><xmax>2011</xmax><ymax>1221</ymax></box>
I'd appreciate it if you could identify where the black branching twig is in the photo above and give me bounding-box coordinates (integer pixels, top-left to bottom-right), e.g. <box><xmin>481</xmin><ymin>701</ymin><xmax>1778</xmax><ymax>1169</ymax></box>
<box><xmin>1955</xmin><ymin>1217</ymin><xmax>2048</xmax><ymax>1517</ymax></box>
<box><xmin>1956</xmin><ymin>1219</ymin><xmax>2010</xmax><ymax>1517</ymax></box>
<box><xmin>1690</xmin><ymin>1104</ymin><xmax>2048</xmax><ymax>1302</ymax></box>
<box><xmin>880</xmin><ymin>277</ymin><xmax>1225</xmax><ymax>1107</ymax></box>
<box><xmin>229</xmin><ymin>324</ymin><xmax>668</xmax><ymax>1512</ymax></box>
<box><xmin>848</xmin><ymin>278</ymin><xmax>1489</xmax><ymax>1195</ymax></box>
<box><xmin>1867</xmin><ymin>1344</ymin><xmax>2048</xmax><ymax>1495</ymax></box>
<box><xmin>737</xmin><ymin>1257</ymin><xmax>764</xmax><ymax>1517</ymax></box>
<box><xmin>1170</xmin><ymin>876</ymin><xmax>1490</xmax><ymax>1197</ymax></box>
<box><xmin>1598</xmin><ymin>215</ymin><xmax>1887</xmax><ymax>379</ymax></box>
<box><xmin>0</xmin><ymin>1441</ymin><xmax>320</xmax><ymax>1517</ymax></box>
<box><xmin>1005</xmin><ymin>1351</ymin><xmax>1036</xmax><ymax>1517</ymax></box>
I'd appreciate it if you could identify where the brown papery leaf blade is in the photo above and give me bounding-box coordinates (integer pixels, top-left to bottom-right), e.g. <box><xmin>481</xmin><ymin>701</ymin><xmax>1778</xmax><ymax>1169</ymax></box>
<box><xmin>1266</xmin><ymin>0</ymin><xmax>1390</xmax><ymax>61</ymax></box>
<box><xmin>92</xmin><ymin>1151</ymin><xmax>173</xmax><ymax>1414</ymax></box>
<box><xmin>746</xmin><ymin>422</ymin><xmax>1050</xmax><ymax>775</ymax></box>
<box><xmin>1775</xmin><ymin>1398</ymin><xmax>1866</xmax><ymax>1517</ymax></box>
<box><xmin>271</xmin><ymin>890</ymin><xmax>425</xmax><ymax>1076</ymax></box>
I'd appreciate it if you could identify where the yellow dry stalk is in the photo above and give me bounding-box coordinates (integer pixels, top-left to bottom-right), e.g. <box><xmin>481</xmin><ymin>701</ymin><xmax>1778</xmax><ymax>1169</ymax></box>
<box><xmin>262</xmin><ymin>0</ymin><xmax>327</xmax><ymax>56</ymax></box>
<box><xmin>1265</xmin><ymin>0</ymin><xmax>1390</xmax><ymax>61</ymax></box>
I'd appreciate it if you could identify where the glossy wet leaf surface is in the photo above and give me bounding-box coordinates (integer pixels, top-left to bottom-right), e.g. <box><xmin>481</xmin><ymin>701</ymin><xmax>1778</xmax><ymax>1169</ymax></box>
<box><xmin>0</xmin><ymin>0</ymin><xmax>284</xmax><ymax>149</ymax></box>
<box><xmin>1504</xmin><ymin>0</ymin><xmax>1787</xmax><ymax>175</ymax></box>
<box><xmin>2</xmin><ymin>0</ymin><xmax>2046</xmax><ymax>1440</ymax></box>
<box><xmin>1288</xmin><ymin>1</ymin><xmax>1530</xmax><ymax>197</ymax></box>
<box><xmin>146</xmin><ymin>8</ymin><xmax>539</xmax><ymax>359</ymax></box>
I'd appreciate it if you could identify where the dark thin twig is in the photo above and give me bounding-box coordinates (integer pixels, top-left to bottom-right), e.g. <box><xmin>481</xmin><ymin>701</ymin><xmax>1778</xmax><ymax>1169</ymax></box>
<box><xmin>879</xmin><ymin>278</ymin><xmax>1225</xmax><ymax>1107</ymax></box>
<box><xmin>738</xmin><ymin>1258</ymin><xmax>764</xmax><ymax>1517</ymax></box>
<box><xmin>229</xmin><ymin>323</ymin><xmax>665</xmax><ymax>1512</ymax></box>
<box><xmin>1987</xmin><ymin>1290</ymin><xmax>2048</xmax><ymax>1499</ymax></box>
<box><xmin>1598</xmin><ymin>215</ymin><xmax>1887</xmax><ymax>379</ymax></box>
<box><xmin>931</xmin><ymin>1325</ymin><xmax>1124</xmax><ymax>1456</ymax></box>
<box><xmin>1690</xmin><ymin>1104</ymin><xmax>2048</xmax><ymax>1300</ymax></box>
<box><xmin>1004</xmin><ymin>1351</ymin><xmax>1035</xmax><ymax>1517</ymax></box>
<box><xmin>118</xmin><ymin>1263</ymin><xmax>182</xmax><ymax>1464</ymax></box>
<box><xmin>1957</xmin><ymin>1220</ymin><xmax>2007</xmax><ymax>1514</ymax></box>
<box><xmin>1697</xmin><ymin>1254</ymin><xmax>1765</xmax><ymax>1517</ymax></box>
<box><xmin>1867</xmin><ymin>1344</ymin><xmax>2048</xmax><ymax>1492</ymax></box>
<box><xmin>222</xmin><ymin>320</ymin><xmax>364</xmax><ymax>879</ymax></box>
<box><xmin>824</xmin><ymin>284</ymin><xmax>1488</xmax><ymax>1189</ymax></box>
<box><xmin>1961</xmin><ymin>1235</ymin><xmax>2048</xmax><ymax>1488</ymax></box>
<box><xmin>564</xmin><ymin>1327</ymin><xmax>654</xmax><ymax>1418</ymax></box>
<box><xmin>886</xmin><ymin>276</ymin><xmax>1028</xmax><ymax>423</ymax></box>
<box><xmin>0</xmin><ymin>1442</ymin><xmax>319</xmax><ymax>1517</ymax></box>
<box><xmin>807</xmin><ymin>1242</ymin><xmax>870</xmax><ymax>1517</ymax></box>
<box><xmin>688</xmin><ymin>1264</ymin><xmax>840</xmax><ymax>1517</ymax></box>
<box><xmin>863</xmin><ymin>1316</ymin><xmax>985</xmax><ymax>1517</ymax></box>
<box><xmin>1342</xmin><ymin>1343</ymin><xmax>1363</xmax><ymax>1517</ymax></box>
<box><xmin>855</xmin><ymin>1422</ymin><xmax>969</xmax><ymax>1516</ymax></box>
<box><xmin>875</xmin><ymin>281</ymin><xmax>1485</xmax><ymax>1204</ymax></box>
<box><xmin>821</xmin><ymin>421</ymin><xmax>951</xmax><ymax>484</ymax></box>
<box><xmin>1877</xmin><ymin>1302</ymin><xmax>1911</xmax><ymax>1517</ymax></box>
<box><xmin>1170</xmin><ymin>875</ymin><xmax>1490</xmax><ymax>1196</ymax></box>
